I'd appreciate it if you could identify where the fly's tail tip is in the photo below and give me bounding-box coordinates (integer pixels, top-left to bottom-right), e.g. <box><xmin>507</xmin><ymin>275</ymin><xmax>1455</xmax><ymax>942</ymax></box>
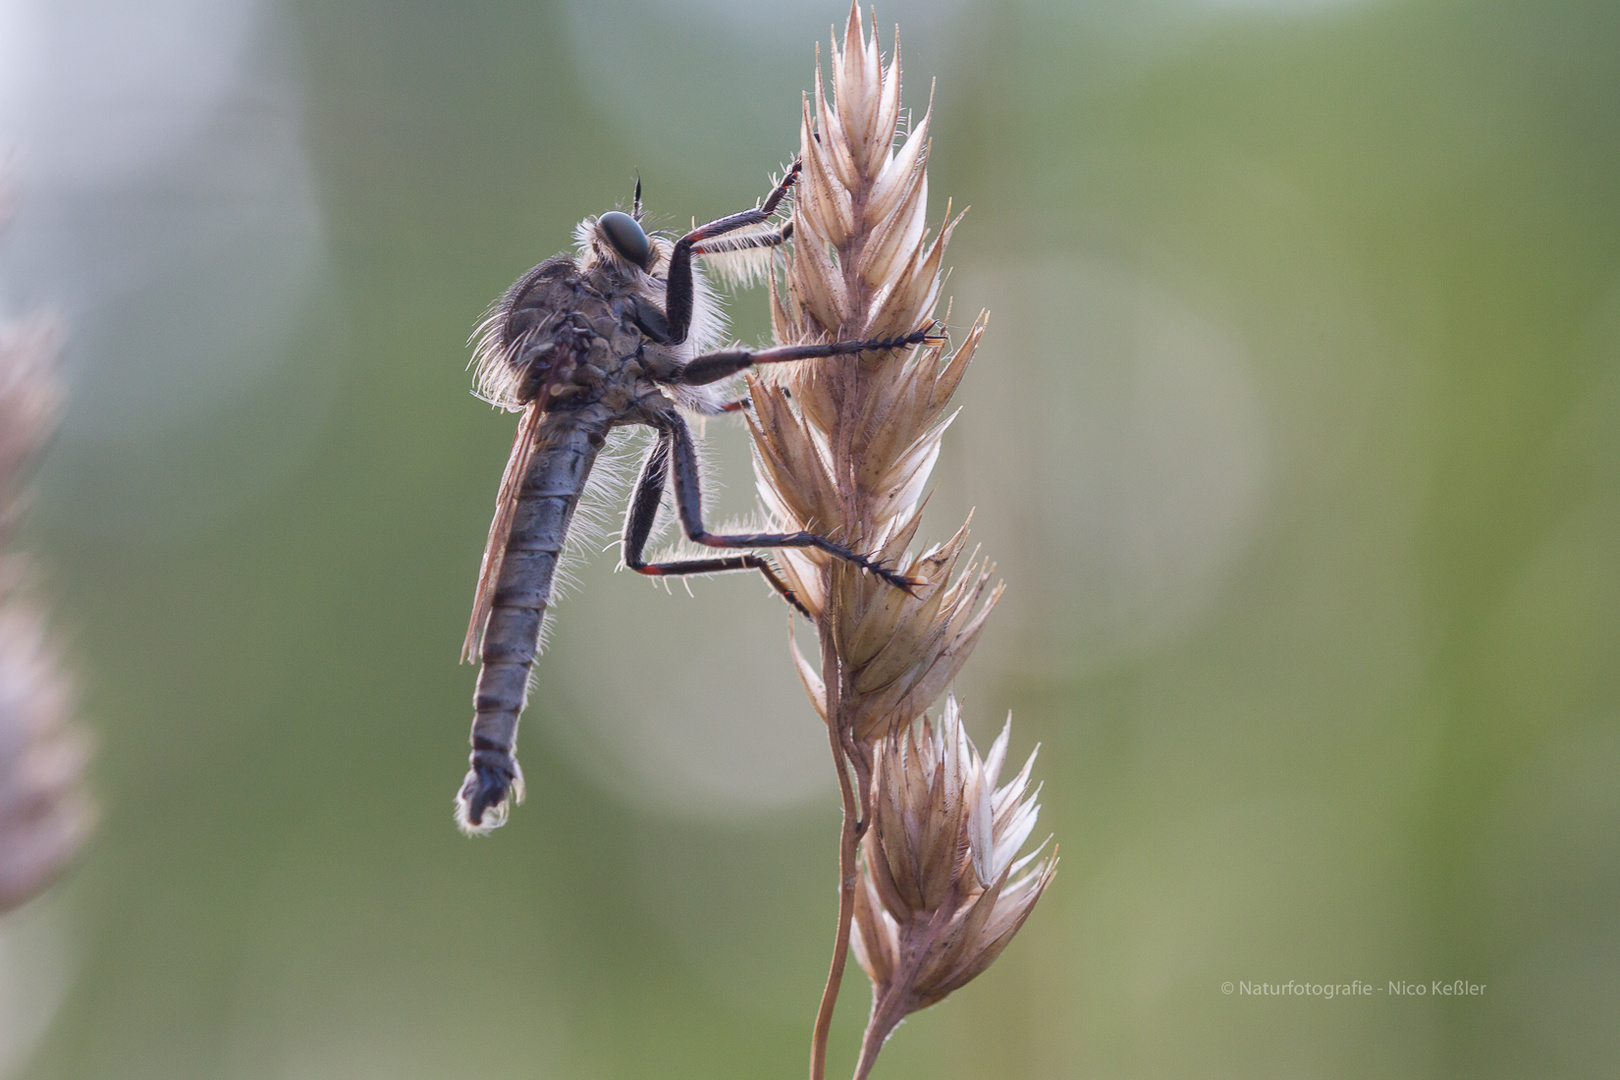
<box><xmin>454</xmin><ymin>758</ymin><xmax>527</xmax><ymax>837</ymax></box>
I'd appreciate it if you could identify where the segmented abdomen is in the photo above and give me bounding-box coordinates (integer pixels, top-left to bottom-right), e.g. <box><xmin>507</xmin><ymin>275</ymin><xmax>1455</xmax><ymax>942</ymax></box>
<box><xmin>460</xmin><ymin>410</ymin><xmax>608</xmax><ymax>831</ymax></box>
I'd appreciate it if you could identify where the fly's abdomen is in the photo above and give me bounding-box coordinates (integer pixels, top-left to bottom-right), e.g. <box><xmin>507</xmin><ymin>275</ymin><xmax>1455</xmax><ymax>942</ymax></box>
<box><xmin>457</xmin><ymin>416</ymin><xmax>605</xmax><ymax>834</ymax></box>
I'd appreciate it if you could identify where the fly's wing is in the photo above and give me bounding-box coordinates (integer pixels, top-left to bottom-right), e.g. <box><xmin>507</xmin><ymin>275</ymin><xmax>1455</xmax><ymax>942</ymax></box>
<box><xmin>462</xmin><ymin>401</ymin><xmax>548</xmax><ymax>662</ymax></box>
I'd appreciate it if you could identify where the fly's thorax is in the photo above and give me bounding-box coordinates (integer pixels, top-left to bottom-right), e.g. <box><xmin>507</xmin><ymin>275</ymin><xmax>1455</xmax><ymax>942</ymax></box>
<box><xmin>536</xmin><ymin>294</ymin><xmax>654</xmax><ymax>414</ymax></box>
<box><xmin>484</xmin><ymin>260</ymin><xmax>655</xmax><ymax>411</ymax></box>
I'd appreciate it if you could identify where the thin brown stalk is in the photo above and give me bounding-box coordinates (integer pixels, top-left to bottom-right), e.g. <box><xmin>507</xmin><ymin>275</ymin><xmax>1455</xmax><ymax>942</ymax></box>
<box><xmin>810</xmin><ymin>628</ymin><xmax>880</xmax><ymax>1080</ymax></box>
<box><xmin>851</xmin><ymin>989</ymin><xmax>906</xmax><ymax>1080</ymax></box>
<box><xmin>809</xmin><ymin>707</ymin><xmax>857</xmax><ymax>1080</ymax></box>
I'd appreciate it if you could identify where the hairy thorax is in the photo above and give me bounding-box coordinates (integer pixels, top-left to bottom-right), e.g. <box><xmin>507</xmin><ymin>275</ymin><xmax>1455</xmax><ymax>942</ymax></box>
<box><xmin>499</xmin><ymin>258</ymin><xmax>681</xmax><ymax>422</ymax></box>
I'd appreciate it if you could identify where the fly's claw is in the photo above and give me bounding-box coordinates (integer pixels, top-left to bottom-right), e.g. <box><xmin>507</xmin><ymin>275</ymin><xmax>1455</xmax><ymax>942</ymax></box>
<box><xmin>849</xmin><ymin>551</ymin><xmax>923</xmax><ymax>597</ymax></box>
<box><xmin>889</xmin><ymin>572</ymin><xmax>926</xmax><ymax>598</ymax></box>
<box><xmin>761</xmin><ymin>160</ymin><xmax>803</xmax><ymax>215</ymax></box>
<box><xmin>919</xmin><ymin>320</ymin><xmax>949</xmax><ymax>348</ymax></box>
<box><xmin>871</xmin><ymin>324</ymin><xmax>947</xmax><ymax>353</ymax></box>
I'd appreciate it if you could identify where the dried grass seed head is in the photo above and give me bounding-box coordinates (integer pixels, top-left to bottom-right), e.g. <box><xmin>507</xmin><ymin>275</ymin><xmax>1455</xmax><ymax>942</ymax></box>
<box><xmin>749</xmin><ymin>4</ymin><xmax>1000</xmax><ymax>744</ymax></box>
<box><xmin>0</xmin><ymin>319</ymin><xmax>93</xmax><ymax>912</ymax></box>
<box><xmin>0</xmin><ymin>604</ymin><xmax>93</xmax><ymax>910</ymax></box>
<box><xmin>851</xmin><ymin>696</ymin><xmax>1056</xmax><ymax>1009</ymax></box>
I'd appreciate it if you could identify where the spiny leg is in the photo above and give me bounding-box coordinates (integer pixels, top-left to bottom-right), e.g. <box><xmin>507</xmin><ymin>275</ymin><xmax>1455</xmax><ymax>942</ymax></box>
<box><xmin>630</xmin><ymin>410</ymin><xmax>916</xmax><ymax>596</ymax></box>
<box><xmin>664</xmin><ymin>161</ymin><xmax>802</xmax><ymax>344</ymax></box>
<box><xmin>672</xmin><ymin>325</ymin><xmax>944</xmax><ymax>387</ymax></box>
<box><xmin>690</xmin><ymin>219</ymin><xmax>793</xmax><ymax>257</ymax></box>
<box><xmin>622</xmin><ymin>428</ymin><xmax>811</xmax><ymax>616</ymax></box>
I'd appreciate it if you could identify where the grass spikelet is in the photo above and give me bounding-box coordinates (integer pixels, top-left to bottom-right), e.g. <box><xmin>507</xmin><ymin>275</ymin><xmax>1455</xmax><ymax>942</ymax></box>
<box><xmin>745</xmin><ymin>7</ymin><xmax>1050</xmax><ymax>1079</ymax></box>
<box><xmin>0</xmin><ymin>316</ymin><xmax>94</xmax><ymax>912</ymax></box>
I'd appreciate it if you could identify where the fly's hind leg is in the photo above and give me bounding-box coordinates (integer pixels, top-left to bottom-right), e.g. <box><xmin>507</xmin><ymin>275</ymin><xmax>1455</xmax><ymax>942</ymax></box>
<box><xmin>622</xmin><ymin>427</ymin><xmax>812</xmax><ymax>616</ymax></box>
<box><xmin>622</xmin><ymin>410</ymin><xmax>918</xmax><ymax>606</ymax></box>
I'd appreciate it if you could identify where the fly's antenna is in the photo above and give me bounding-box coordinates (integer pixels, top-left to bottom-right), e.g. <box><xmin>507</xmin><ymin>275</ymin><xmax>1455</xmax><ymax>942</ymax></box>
<box><xmin>632</xmin><ymin>173</ymin><xmax>643</xmax><ymax>221</ymax></box>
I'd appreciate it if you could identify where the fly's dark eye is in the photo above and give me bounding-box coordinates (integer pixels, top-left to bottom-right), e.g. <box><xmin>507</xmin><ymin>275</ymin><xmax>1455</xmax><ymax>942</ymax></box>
<box><xmin>598</xmin><ymin>211</ymin><xmax>652</xmax><ymax>268</ymax></box>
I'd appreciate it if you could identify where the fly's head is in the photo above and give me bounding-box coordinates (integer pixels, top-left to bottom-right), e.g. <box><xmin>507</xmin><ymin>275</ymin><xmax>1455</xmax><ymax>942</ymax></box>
<box><xmin>575</xmin><ymin>209</ymin><xmax>671</xmax><ymax>280</ymax></box>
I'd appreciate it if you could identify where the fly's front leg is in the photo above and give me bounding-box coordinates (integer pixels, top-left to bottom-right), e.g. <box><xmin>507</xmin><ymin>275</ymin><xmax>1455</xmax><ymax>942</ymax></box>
<box><xmin>690</xmin><ymin>220</ymin><xmax>793</xmax><ymax>258</ymax></box>
<box><xmin>664</xmin><ymin>161</ymin><xmax>801</xmax><ymax>344</ymax></box>
<box><xmin>672</xmin><ymin>325</ymin><xmax>945</xmax><ymax>387</ymax></box>
<box><xmin>637</xmin><ymin>411</ymin><xmax>917</xmax><ymax>596</ymax></box>
<box><xmin>623</xmin><ymin>427</ymin><xmax>812</xmax><ymax>616</ymax></box>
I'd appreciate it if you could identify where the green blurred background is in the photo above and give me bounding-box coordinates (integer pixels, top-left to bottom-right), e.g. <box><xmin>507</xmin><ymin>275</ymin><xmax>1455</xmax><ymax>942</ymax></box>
<box><xmin>1</xmin><ymin>0</ymin><xmax>1617</xmax><ymax>1076</ymax></box>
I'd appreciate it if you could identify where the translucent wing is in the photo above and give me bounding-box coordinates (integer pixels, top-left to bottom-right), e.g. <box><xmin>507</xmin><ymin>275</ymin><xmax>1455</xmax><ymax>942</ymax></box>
<box><xmin>462</xmin><ymin>401</ymin><xmax>547</xmax><ymax>662</ymax></box>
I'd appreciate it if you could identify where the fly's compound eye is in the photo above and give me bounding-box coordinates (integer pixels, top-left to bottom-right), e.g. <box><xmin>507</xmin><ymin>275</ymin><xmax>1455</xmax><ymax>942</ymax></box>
<box><xmin>597</xmin><ymin>210</ymin><xmax>652</xmax><ymax>269</ymax></box>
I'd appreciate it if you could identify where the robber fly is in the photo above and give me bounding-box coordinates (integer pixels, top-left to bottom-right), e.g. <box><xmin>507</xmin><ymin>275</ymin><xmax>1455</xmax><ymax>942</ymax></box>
<box><xmin>455</xmin><ymin>162</ymin><xmax>936</xmax><ymax>833</ymax></box>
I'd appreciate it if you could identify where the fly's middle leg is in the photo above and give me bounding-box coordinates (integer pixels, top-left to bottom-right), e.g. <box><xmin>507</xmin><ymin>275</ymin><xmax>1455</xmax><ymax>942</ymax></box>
<box><xmin>672</xmin><ymin>325</ymin><xmax>944</xmax><ymax>387</ymax></box>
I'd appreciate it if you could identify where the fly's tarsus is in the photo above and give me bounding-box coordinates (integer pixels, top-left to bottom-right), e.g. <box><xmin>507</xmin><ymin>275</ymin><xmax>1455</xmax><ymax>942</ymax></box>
<box><xmin>633</xmin><ymin>552</ymin><xmax>814</xmax><ymax>619</ymax></box>
<box><xmin>689</xmin><ymin>528</ymin><xmax>917</xmax><ymax>595</ymax></box>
